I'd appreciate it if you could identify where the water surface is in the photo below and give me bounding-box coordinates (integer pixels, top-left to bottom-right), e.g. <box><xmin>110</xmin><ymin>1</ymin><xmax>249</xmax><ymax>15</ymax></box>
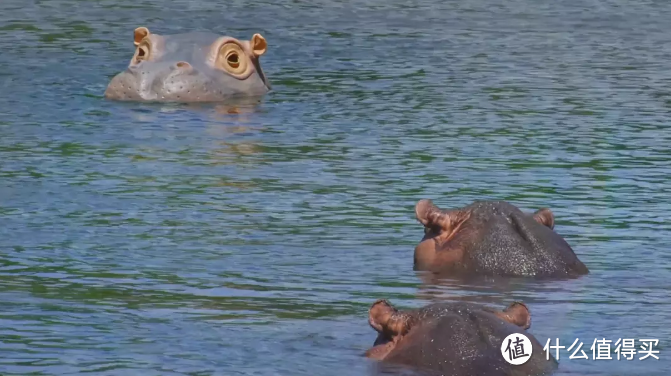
<box><xmin>1</xmin><ymin>0</ymin><xmax>670</xmax><ymax>375</ymax></box>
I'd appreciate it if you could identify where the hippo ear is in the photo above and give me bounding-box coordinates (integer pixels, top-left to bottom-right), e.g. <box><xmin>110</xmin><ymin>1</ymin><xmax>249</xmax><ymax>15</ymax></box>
<box><xmin>533</xmin><ymin>208</ymin><xmax>554</xmax><ymax>230</ymax></box>
<box><xmin>251</xmin><ymin>33</ymin><xmax>267</xmax><ymax>57</ymax></box>
<box><xmin>369</xmin><ymin>299</ymin><xmax>413</xmax><ymax>338</ymax></box>
<box><xmin>134</xmin><ymin>27</ymin><xmax>150</xmax><ymax>46</ymax></box>
<box><xmin>369</xmin><ymin>299</ymin><xmax>396</xmax><ymax>333</ymax></box>
<box><xmin>415</xmin><ymin>199</ymin><xmax>452</xmax><ymax>231</ymax></box>
<box><xmin>496</xmin><ymin>302</ymin><xmax>531</xmax><ymax>330</ymax></box>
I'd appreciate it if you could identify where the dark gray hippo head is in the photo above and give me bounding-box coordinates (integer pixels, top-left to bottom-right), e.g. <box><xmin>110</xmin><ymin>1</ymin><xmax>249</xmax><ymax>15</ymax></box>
<box><xmin>413</xmin><ymin>199</ymin><xmax>589</xmax><ymax>278</ymax></box>
<box><xmin>365</xmin><ymin>299</ymin><xmax>558</xmax><ymax>376</ymax></box>
<box><xmin>104</xmin><ymin>27</ymin><xmax>270</xmax><ymax>103</ymax></box>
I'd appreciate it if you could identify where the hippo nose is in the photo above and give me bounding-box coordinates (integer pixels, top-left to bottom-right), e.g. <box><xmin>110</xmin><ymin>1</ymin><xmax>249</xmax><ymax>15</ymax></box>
<box><xmin>175</xmin><ymin>61</ymin><xmax>192</xmax><ymax>70</ymax></box>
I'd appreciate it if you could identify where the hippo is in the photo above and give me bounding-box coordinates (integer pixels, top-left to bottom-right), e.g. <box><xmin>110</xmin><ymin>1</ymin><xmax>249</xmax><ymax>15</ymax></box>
<box><xmin>104</xmin><ymin>27</ymin><xmax>270</xmax><ymax>102</ymax></box>
<box><xmin>413</xmin><ymin>199</ymin><xmax>589</xmax><ymax>278</ymax></box>
<box><xmin>365</xmin><ymin>299</ymin><xmax>558</xmax><ymax>376</ymax></box>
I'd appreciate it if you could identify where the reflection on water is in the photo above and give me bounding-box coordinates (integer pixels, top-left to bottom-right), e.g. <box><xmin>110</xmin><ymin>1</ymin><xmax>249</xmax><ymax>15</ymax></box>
<box><xmin>1</xmin><ymin>0</ymin><xmax>671</xmax><ymax>375</ymax></box>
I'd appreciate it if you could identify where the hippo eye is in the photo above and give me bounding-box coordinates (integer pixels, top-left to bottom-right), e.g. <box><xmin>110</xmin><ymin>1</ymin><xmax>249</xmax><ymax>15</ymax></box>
<box><xmin>216</xmin><ymin>42</ymin><xmax>249</xmax><ymax>77</ymax></box>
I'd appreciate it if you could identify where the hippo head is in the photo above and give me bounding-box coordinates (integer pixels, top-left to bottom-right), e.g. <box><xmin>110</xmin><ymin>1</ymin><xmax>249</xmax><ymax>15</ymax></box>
<box><xmin>104</xmin><ymin>27</ymin><xmax>270</xmax><ymax>103</ymax></box>
<box><xmin>413</xmin><ymin>199</ymin><xmax>589</xmax><ymax>277</ymax></box>
<box><xmin>365</xmin><ymin>299</ymin><xmax>558</xmax><ymax>375</ymax></box>
<box><xmin>367</xmin><ymin>299</ymin><xmax>531</xmax><ymax>359</ymax></box>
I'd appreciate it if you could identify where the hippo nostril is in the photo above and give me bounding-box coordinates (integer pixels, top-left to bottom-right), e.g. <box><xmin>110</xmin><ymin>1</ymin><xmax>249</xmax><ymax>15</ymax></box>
<box><xmin>176</xmin><ymin>61</ymin><xmax>191</xmax><ymax>69</ymax></box>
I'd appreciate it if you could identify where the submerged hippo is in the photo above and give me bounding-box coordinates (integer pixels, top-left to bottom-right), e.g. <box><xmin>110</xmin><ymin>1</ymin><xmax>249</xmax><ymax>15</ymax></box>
<box><xmin>104</xmin><ymin>27</ymin><xmax>270</xmax><ymax>102</ymax></box>
<box><xmin>414</xmin><ymin>200</ymin><xmax>588</xmax><ymax>278</ymax></box>
<box><xmin>365</xmin><ymin>299</ymin><xmax>558</xmax><ymax>376</ymax></box>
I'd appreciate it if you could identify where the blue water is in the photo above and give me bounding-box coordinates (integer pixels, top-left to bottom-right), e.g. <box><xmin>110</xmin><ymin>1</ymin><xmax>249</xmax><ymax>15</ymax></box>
<box><xmin>1</xmin><ymin>0</ymin><xmax>670</xmax><ymax>375</ymax></box>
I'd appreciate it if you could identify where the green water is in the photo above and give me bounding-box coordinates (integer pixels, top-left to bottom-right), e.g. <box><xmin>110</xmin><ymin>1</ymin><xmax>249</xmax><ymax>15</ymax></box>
<box><xmin>0</xmin><ymin>0</ymin><xmax>669</xmax><ymax>375</ymax></box>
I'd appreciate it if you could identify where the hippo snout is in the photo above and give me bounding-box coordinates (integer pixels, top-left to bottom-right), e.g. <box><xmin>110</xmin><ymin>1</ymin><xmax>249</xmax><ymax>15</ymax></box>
<box><xmin>105</xmin><ymin>61</ymin><xmax>210</xmax><ymax>102</ymax></box>
<box><xmin>104</xmin><ymin>60</ymin><xmax>263</xmax><ymax>103</ymax></box>
<box><xmin>104</xmin><ymin>70</ymin><xmax>144</xmax><ymax>101</ymax></box>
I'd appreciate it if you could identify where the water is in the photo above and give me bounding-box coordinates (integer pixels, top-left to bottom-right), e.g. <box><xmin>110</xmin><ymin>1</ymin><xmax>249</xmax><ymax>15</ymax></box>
<box><xmin>1</xmin><ymin>0</ymin><xmax>670</xmax><ymax>375</ymax></box>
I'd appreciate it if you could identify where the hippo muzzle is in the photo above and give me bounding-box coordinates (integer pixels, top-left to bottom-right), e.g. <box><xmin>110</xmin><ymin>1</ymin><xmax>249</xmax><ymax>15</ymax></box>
<box><xmin>104</xmin><ymin>27</ymin><xmax>270</xmax><ymax>103</ymax></box>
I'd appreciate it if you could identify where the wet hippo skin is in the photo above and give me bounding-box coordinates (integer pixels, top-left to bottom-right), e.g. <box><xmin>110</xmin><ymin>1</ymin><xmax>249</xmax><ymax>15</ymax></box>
<box><xmin>105</xmin><ymin>27</ymin><xmax>270</xmax><ymax>103</ymax></box>
<box><xmin>365</xmin><ymin>299</ymin><xmax>558</xmax><ymax>376</ymax></box>
<box><xmin>413</xmin><ymin>200</ymin><xmax>589</xmax><ymax>278</ymax></box>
